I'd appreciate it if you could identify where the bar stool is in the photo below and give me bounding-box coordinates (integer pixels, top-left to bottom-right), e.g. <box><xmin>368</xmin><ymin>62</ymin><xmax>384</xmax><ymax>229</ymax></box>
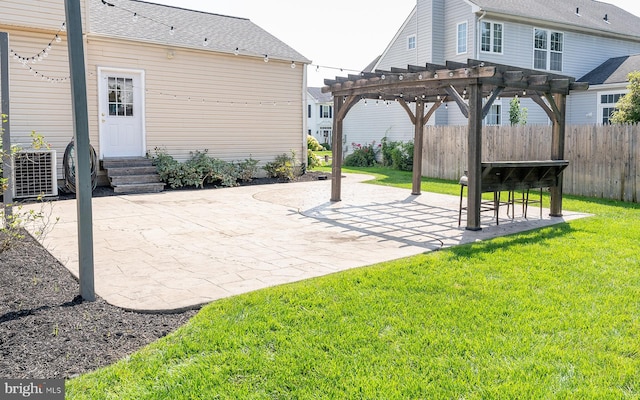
<box><xmin>507</xmin><ymin>187</ymin><xmax>543</xmax><ymax>219</ymax></box>
<box><xmin>458</xmin><ymin>172</ymin><xmax>505</xmax><ymax>226</ymax></box>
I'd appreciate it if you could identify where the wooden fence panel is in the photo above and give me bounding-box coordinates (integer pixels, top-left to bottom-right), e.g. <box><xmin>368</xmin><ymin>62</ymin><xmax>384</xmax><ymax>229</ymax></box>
<box><xmin>420</xmin><ymin>124</ymin><xmax>640</xmax><ymax>202</ymax></box>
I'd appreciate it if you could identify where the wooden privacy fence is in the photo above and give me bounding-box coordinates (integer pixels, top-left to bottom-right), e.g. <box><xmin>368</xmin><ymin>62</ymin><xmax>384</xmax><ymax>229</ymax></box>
<box><xmin>421</xmin><ymin>124</ymin><xmax>640</xmax><ymax>202</ymax></box>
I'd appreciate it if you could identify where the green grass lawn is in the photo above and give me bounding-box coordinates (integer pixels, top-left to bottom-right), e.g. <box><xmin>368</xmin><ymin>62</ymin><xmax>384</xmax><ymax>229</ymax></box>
<box><xmin>67</xmin><ymin>168</ymin><xmax>640</xmax><ymax>399</ymax></box>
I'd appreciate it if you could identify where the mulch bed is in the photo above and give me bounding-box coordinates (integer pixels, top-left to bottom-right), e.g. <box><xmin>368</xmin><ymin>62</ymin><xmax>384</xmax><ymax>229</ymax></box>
<box><xmin>0</xmin><ymin>171</ymin><xmax>330</xmax><ymax>379</ymax></box>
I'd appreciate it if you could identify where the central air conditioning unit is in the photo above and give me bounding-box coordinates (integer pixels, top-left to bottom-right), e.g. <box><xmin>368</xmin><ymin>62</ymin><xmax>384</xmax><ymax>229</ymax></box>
<box><xmin>12</xmin><ymin>150</ymin><xmax>58</xmax><ymax>198</ymax></box>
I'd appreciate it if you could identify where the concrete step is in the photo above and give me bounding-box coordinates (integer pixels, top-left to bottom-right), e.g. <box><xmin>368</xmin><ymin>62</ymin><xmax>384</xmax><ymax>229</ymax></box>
<box><xmin>110</xmin><ymin>174</ymin><xmax>162</xmax><ymax>185</ymax></box>
<box><xmin>103</xmin><ymin>157</ymin><xmax>153</xmax><ymax>169</ymax></box>
<box><xmin>107</xmin><ymin>166</ymin><xmax>158</xmax><ymax>177</ymax></box>
<box><xmin>113</xmin><ymin>183</ymin><xmax>165</xmax><ymax>194</ymax></box>
<box><xmin>103</xmin><ymin>157</ymin><xmax>164</xmax><ymax>194</ymax></box>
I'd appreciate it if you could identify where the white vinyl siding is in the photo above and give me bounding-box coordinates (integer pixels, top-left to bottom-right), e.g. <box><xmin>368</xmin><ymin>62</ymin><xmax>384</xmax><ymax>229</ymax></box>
<box><xmin>534</xmin><ymin>28</ymin><xmax>563</xmax><ymax>72</ymax></box>
<box><xmin>457</xmin><ymin>22</ymin><xmax>468</xmax><ymax>54</ymax></box>
<box><xmin>481</xmin><ymin>21</ymin><xmax>503</xmax><ymax>54</ymax></box>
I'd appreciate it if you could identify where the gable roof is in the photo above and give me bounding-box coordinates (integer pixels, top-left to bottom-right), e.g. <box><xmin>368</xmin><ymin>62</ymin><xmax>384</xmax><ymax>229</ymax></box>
<box><xmin>307</xmin><ymin>87</ymin><xmax>333</xmax><ymax>103</ymax></box>
<box><xmin>88</xmin><ymin>0</ymin><xmax>309</xmax><ymax>63</ymax></box>
<box><xmin>578</xmin><ymin>54</ymin><xmax>640</xmax><ymax>85</ymax></box>
<box><xmin>468</xmin><ymin>0</ymin><xmax>640</xmax><ymax>39</ymax></box>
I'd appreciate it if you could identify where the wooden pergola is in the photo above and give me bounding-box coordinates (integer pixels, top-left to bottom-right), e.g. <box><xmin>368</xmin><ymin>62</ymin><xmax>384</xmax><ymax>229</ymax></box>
<box><xmin>322</xmin><ymin>59</ymin><xmax>588</xmax><ymax>230</ymax></box>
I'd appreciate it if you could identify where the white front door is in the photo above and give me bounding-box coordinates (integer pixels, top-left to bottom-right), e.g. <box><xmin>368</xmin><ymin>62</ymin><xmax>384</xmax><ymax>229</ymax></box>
<box><xmin>98</xmin><ymin>69</ymin><xmax>145</xmax><ymax>158</ymax></box>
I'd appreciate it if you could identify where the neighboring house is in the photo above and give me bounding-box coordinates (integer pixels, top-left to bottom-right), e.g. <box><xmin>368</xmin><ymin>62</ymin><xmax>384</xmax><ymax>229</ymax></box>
<box><xmin>342</xmin><ymin>0</ymin><xmax>640</xmax><ymax>148</ymax></box>
<box><xmin>1</xmin><ymin>0</ymin><xmax>310</xmax><ymax>188</ymax></box>
<box><xmin>573</xmin><ymin>54</ymin><xmax>640</xmax><ymax>124</ymax></box>
<box><xmin>306</xmin><ymin>87</ymin><xmax>333</xmax><ymax>147</ymax></box>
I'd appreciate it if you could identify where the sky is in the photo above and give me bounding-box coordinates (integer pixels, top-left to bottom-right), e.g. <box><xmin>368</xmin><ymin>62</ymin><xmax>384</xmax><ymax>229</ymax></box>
<box><xmin>148</xmin><ymin>0</ymin><xmax>640</xmax><ymax>88</ymax></box>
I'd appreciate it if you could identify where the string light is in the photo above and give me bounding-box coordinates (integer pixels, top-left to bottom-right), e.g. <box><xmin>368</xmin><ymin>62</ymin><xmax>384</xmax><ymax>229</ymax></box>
<box><xmin>10</xmin><ymin>22</ymin><xmax>66</xmax><ymax>64</ymax></box>
<box><xmin>264</xmin><ymin>54</ymin><xmax>269</xmax><ymax>63</ymax></box>
<box><xmin>203</xmin><ymin>38</ymin><xmax>209</xmax><ymax>47</ymax></box>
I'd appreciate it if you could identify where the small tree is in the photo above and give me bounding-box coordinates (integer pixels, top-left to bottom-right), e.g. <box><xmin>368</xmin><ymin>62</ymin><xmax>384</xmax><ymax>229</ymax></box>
<box><xmin>611</xmin><ymin>71</ymin><xmax>640</xmax><ymax>124</ymax></box>
<box><xmin>509</xmin><ymin>96</ymin><xmax>528</xmax><ymax>125</ymax></box>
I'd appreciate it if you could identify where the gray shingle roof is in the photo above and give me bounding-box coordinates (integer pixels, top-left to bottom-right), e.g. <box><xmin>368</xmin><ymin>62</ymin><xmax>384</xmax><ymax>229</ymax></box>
<box><xmin>88</xmin><ymin>0</ymin><xmax>309</xmax><ymax>63</ymax></box>
<box><xmin>307</xmin><ymin>87</ymin><xmax>333</xmax><ymax>103</ymax></box>
<box><xmin>469</xmin><ymin>0</ymin><xmax>640</xmax><ymax>39</ymax></box>
<box><xmin>578</xmin><ymin>54</ymin><xmax>640</xmax><ymax>84</ymax></box>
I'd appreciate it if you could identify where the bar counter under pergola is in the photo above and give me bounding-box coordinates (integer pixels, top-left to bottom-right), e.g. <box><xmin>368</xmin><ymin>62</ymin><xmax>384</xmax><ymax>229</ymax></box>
<box><xmin>321</xmin><ymin>59</ymin><xmax>588</xmax><ymax>230</ymax></box>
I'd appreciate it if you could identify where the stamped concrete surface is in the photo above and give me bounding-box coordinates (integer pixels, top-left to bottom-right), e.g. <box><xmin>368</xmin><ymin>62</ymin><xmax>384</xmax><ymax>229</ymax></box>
<box><xmin>28</xmin><ymin>174</ymin><xmax>589</xmax><ymax>312</ymax></box>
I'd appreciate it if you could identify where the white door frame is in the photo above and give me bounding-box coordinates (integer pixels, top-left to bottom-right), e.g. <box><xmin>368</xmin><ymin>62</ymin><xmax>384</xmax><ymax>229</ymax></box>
<box><xmin>97</xmin><ymin>67</ymin><xmax>146</xmax><ymax>159</ymax></box>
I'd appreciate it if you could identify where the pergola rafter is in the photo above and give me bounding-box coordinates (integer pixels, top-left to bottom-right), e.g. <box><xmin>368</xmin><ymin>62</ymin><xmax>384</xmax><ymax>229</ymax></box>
<box><xmin>322</xmin><ymin>59</ymin><xmax>588</xmax><ymax>230</ymax></box>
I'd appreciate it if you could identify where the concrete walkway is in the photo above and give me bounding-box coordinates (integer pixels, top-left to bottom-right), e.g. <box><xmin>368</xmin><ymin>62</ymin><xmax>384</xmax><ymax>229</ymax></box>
<box><xmin>29</xmin><ymin>174</ymin><xmax>589</xmax><ymax>312</ymax></box>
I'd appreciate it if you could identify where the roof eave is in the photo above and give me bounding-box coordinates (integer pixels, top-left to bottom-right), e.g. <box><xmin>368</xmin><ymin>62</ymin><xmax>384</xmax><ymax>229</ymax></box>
<box><xmin>476</xmin><ymin>10</ymin><xmax>640</xmax><ymax>44</ymax></box>
<box><xmin>86</xmin><ymin>32</ymin><xmax>311</xmax><ymax>64</ymax></box>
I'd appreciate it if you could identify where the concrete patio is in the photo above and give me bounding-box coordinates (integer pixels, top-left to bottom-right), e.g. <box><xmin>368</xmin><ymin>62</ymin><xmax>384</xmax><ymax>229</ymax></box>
<box><xmin>29</xmin><ymin>173</ymin><xmax>589</xmax><ymax>312</ymax></box>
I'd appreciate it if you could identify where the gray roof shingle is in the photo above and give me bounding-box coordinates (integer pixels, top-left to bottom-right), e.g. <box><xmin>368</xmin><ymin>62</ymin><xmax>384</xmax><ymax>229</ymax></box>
<box><xmin>88</xmin><ymin>0</ymin><xmax>309</xmax><ymax>63</ymax></box>
<box><xmin>307</xmin><ymin>87</ymin><xmax>333</xmax><ymax>102</ymax></box>
<box><xmin>578</xmin><ymin>54</ymin><xmax>640</xmax><ymax>84</ymax></box>
<box><xmin>469</xmin><ymin>0</ymin><xmax>640</xmax><ymax>39</ymax></box>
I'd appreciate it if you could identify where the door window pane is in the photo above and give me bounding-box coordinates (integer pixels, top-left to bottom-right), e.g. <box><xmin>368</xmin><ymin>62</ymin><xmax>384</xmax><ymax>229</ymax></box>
<box><xmin>108</xmin><ymin>77</ymin><xmax>134</xmax><ymax>117</ymax></box>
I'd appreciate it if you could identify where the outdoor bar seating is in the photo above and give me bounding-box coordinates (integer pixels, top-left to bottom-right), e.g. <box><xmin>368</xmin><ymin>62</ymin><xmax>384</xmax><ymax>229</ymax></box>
<box><xmin>458</xmin><ymin>160</ymin><xmax>569</xmax><ymax>226</ymax></box>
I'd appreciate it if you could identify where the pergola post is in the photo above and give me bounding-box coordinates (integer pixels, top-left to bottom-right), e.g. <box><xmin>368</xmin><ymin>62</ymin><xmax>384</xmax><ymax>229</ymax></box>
<box><xmin>466</xmin><ymin>83</ymin><xmax>483</xmax><ymax>231</ymax></box>
<box><xmin>549</xmin><ymin>93</ymin><xmax>566</xmax><ymax>217</ymax></box>
<box><xmin>411</xmin><ymin>101</ymin><xmax>425</xmax><ymax>195</ymax></box>
<box><xmin>330</xmin><ymin>95</ymin><xmax>344</xmax><ymax>202</ymax></box>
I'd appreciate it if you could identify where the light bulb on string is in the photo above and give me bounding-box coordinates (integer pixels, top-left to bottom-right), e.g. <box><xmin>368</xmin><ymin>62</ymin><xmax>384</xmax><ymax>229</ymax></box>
<box><xmin>55</xmin><ymin>35</ymin><xmax>61</xmax><ymax>43</ymax></box>
<box><xmin>291</xmin><ymin>61</ymin><xmax>296</xmax><ymax>69</ymax></box>
<box><xmin>169</xmin><ymin>26</ymin><xmax>175</xmax><ymax>36</ymax></box>
<box><xmin>132</xmin><ymin>13</ymin><xmax>138</xmax><ymax>22</ymax></box>
<box><xmin>61</xmin><ymin>22</ymin><xmax>66</xmax><ymax>31</ymax></box>
<box><xmin>234</xmin><ymin>47</ymin><xmax>239</xmax><ymax>55</ymax></box>
<box><xmin>203</xmin><ymin>38</ymin><xmax>209</xmax><ymax>47</ymax></box>
<box><xmin>264</xmin><ymin>54</ymin><xmax>269</xmax><ymax>63</ymax></box>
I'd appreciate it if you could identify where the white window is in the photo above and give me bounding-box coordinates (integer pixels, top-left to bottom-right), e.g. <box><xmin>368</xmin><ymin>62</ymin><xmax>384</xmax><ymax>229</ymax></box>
<box><xmin>407</xmin><ymin>35</ymin><xmax>416</xmax><ymax>50</ymax></box>
<box><xmin>484</xmin><ymin>104</ymin><xmax>502</xmax><ymax>125</ymax></box>
<box><xmin>534</xmin><ymin>28</ymin><xmax>563</xmax><ymax>71</ymax></box>
<box><xmin>481</xmin><ymin>21</ymin><xmax>503</xmax><ymax>54</ymax></box>
<box><xmin>457</xmin><ymin>22</ymin><xmax>468</xmax><ymax>54</ymax></box>
<box><xmin>598</xmin><ymin>91</ymin><xmax>626</xmax><ymax>124</ymax></box>
<box><xmin>320</xmin><ymin>105</ymin><xmax>333</xmax><ymax>119</ymax></box>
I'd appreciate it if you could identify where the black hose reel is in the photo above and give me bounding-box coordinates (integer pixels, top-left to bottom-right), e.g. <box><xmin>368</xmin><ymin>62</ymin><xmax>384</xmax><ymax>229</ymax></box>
<box><xmin>63</xmin><ymin>140</ymin><xmax>98</xmax><ymax>193</ymax></box>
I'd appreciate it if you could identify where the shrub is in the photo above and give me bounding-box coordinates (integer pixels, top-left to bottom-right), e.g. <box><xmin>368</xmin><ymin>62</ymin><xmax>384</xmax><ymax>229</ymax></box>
<box><xmin>307</xmin><ymin>135</ymin><xmax>324</xmax><ymax>151</ymax></box>
<box><xmin>344</xmin><ymin>141</ymin><xmax>380</xmax><ymax>167</ymax></box>
<box><xmin>381</xmin><ymin>137</ymin><xmax>401</xmax><ymax>167</ymax></box>
<box><xmin>235</xmin><ymin>157</ymin><xmax>259</xmax><ymax>182</ymax></box>
<box><xmin>264</xmin><ymin>151</ymin><xmax>297</xmax><ymax>181</ymax></box>
<box><xmin>390</xmin><ymin>141</ymin><xmax>414</xmax><ymax>171</ymax></box>
<box><xmin>151</xmin><ymin>148</ymin><xmax>240</xmax><ymax>189</ymax></box>
<box><xmin>307</xmin><ymin>151</ymin><xmax>321</xmax><ymax>169</ymax></box>
<box><xmin>321</xmin><ymin>142</ymin><xmax>331</xmax><ymax>151</ymax></box>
